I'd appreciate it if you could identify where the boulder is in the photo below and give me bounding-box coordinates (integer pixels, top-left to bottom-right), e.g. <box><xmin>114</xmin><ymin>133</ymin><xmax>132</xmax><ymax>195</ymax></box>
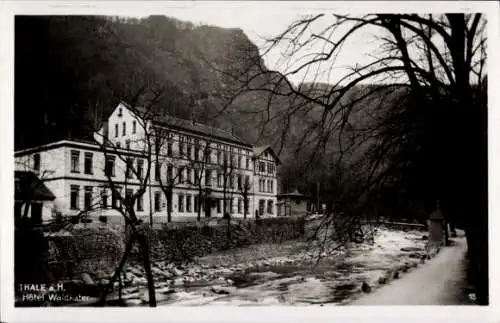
<box><xmin>170</xmin><ymin>267</ymin><xmax>184</xmax><ymax>277</ymax></box>
<box><xmin>400</xmin><ymin>247</ymin><xmax>423</xmax><ymax>252</ymax></box>
<box><xmin>409</xmin><ymin>252</ymin><xmax>424</xmax><ymax>259</ymax></box>
<box><xmin>123</xmin><ymin>287</ymin><xmax>139</xmax><ymax>295</ymax></box>
<box><xmin>81</xmin><ymin>273</ymin><xmax>95</xmax><ymax>285</ymax></box>
<box><xmin>122</xmin><ymin>292</ymin><xmax>141</xmax><ymax>300</ymax></box>
<box><xmin>173</xmin><ymin>278</ymin><xmax>184</xmax><ymax>287</ymax></box>
<box><xmin>393</xmin><ymin>271</ymin><xmax>400</xmax><ymax>279</ymax></box>
<box><xmin>125</xmin><ymin>298</ymin><xmax>143</xmax><ymax>306</ymax></box>
<box><xmin>156</xmin><ymin>286</ymin><xmax>176</xmax><ymax>295</ymax></box>
<box><xmin>361</xmin><ymin>282</ymin><xmax>372</xmax><ymax>293</ymax></box>
<box><xmin>378</xmin><ymin>277</ymin><xmax>387</xmax><ymax>285</ymax></box>
<box><xmin>140</xmin><ymin>291</ymin><xmax>172</xmax><ymax>303</ymax></box>
<box><xmin>99</xmin><ymin>278</ymin><xmax>110</xmax><ymax>286</ymax></box>
<box><xmin>248</xmin><ymin>271</ymin><xmax>280</xmax><ymax>280</ymax></box>
<box><xmin>211</xmin><ymin>285</ymin><xmax>234</xmax><ymax>295</ymax></box>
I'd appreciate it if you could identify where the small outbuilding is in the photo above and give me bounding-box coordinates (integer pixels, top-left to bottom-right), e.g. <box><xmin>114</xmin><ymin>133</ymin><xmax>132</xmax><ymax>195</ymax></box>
<box><xmin>15</xmin><ymin>171</ymin><xmax>56</xmax><ymax>224</ymax></box>
<box><xmin>277</xmin><ymin>189</ymin><xmax>310</xmax><ymax>217</ymax></box>
<box><xmin>428</xmin><ymin>202</ymin><xmax>447</xmax><ymax>248</ymax></box>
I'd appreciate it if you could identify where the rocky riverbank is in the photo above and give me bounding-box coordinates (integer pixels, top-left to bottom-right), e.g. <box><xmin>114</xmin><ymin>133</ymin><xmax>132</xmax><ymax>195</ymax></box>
<box><xmin>94</xmin><ymin>228</ymin><xmax>432</xmax><ymax>306</ymax></box>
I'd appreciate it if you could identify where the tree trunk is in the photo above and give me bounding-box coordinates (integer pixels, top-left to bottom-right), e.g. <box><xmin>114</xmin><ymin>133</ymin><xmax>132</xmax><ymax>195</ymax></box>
<box><xmin>197</xmin><ymin>191</ymin><xmax>202</xmax><ymax>221</ymax></box>
<box><xmin>167</xmin><ymin>189</ymin><xmax>172</xmax><ymax>223</ymax></box>
<box><xmin>98</xmin><ymin>230</ymin><xmax>135</xmax><ymax>306</ymax></box>
<box><xmin>138</xmin><ymin>232</ymin><xmax>156</xmax><ymax>307</ymax></box>
<box><xmin>243</xmin><ymin>196</ymin><xmax>248</xmax><ymax>220</ymax></box>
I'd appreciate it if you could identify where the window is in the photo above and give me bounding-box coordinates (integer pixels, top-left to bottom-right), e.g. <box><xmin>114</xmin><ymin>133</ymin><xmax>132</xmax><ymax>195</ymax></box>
<box><xmin>116</xmin><ymin>142</ymin><xmax>121</xmax><ymax>149</ymax></box>
<box><xmin>186</xmin><ymin>168</ymin><xmax>192</xmax><ymax>184</ymax></box>
<box><xmin>195</xmin><ymin>147</ymin><xmax>200</xmax><ymax>161</ymax></box>
<box><xmin>268</xmin><ymin>163</ymin><xmax>275</xmax><ymax>174</ymax></box>
<box><xmin>258</xmin><ymin>162</ymin><xmax>265</xmax><ymax>172</ymax></box>
<box><xmin>84</xmin><ymin>152</ymin><xmax>93</xmax><ymax>174</ymax></box>
<box><xmin>229</xmin><ymin>175</ymin><xmax>234</xmax><ymax>189</ymax></box>
<box><xmin>258</xmin><ymin>199</ymin><xmax>265</xmax><ymax>216</ymax></box>
<box><xmin>125</xmin><ymin>158</ymin><xmax>134</xmax><ymax>179</ymax></box>
<box><xmin>84</xmin><ymin>186</ymin><xmax>93</xmax><ymax>210</ymax></box>
<box><xmin>179</xmin><ymin>142</ymin><xmax>185</xmax><ymax>157</ymax></box>
<box><xmin>70</xmin><ymin>150</ymin><xmax>80</xmax><ymax>173</ymax></box>
<box><xmin>194</xmin><ymin>195</ymin><xmax>199</xmax><ymax>213</ymax></box>
<box><xmin>267</xmin><ymin>200</ymin><xmax>274</xmax><ymax>214</ymax></box>
<box><xmin>122</xmin><ymin>122</ymin><xmax>126</xmax><ymax>136</ymax></box>
<box><xmin>33</xmin><ymin>154</ymin><xmax>40</xmax><ymax>172</ymax></box>
<box><xmin>115</xmin><ymin>124</ymin><xmax>118</xmax><ymax>137</ymax></box>
<box><xmin>118</xmin><ymin>108</ymin><xmax>123</xmax><ymax>117</ymax></box>
<box><xmin>245</xmin><ymin>175</ymin><xmax>250</xmax><ymax>188</ymax></box>
<box><xmin>105</xmin><ymin>156</ymin><xmax>116</xmax><ymax>177</ymax></box>
<box><xmin>238</xmin><ymin>156</ymin><xmax>242</xmax><ymax>168</ymax></box>
<box><xmin>267</xmin><ymin>180</ymin><xmax>271</xmax><ymax>193</ymax></box>
<box><xmin>238</xmin><ymin>198</ymin><xmax>242</xmax><ymax>214</ymax></box>
<box><xmin>70</xmin><ymin>185</ymin><xmax>80</xmax><ymax>210</ymax></box>
<box><xmin>207</xmin><ymin>148</ymin><xmax>212</xmax><ymax>163</ymax></box>
<box><xmin>178</xmin><ymin>194</ymin><xmax>184</xmax><ymax>212</ymax></box>
<box><xmin>217</xmin><ymin>151</ymin><xmax>222</xmax><ymax>165</ymax></box>
<box><xmin>194</xmin><ymin>169</ymin><xmax>200</xmax><ymax>185</ymax></box>
<box><xmin>101</xmin><ymin>189</ymin><xmax>108</xmax><ymax>209</ymax></box>
<box><xmin>137</xmin><ymin>159</ymin><xmax>144</xmax><ymax>180</ymax></box>
<box><xmin>217</xmin><ymin>199</ymin><xmax>221</xmax><ymax>213</ymax></box>
<box><xmin>167</xmin><ymin>166</ymin><xmax>173</xmax><ymax>181</ymax></box>
<box><xmin>155</xmin><ymin>163</ymin><xmax>160</xmax><ymax>181</ymax></box>
<box><xmin>167</xmin><ymin>142</ymin><xmax>173</xmax><ymax>156</ymax></box>
<box><xmin>217</xmin><ymin>172</ymin><xmax>223</xmax><ymax>187</ymax></box>
<box><xmin>126</xmin><ymin>139</ymin><xmax>131</xmax><ymax>150</ymax></box>
<box><xmin>132</xmin><ymin>120</ymin><xmax>137</xmax><ymax>134</ymax></box>
<box><xmin>186</xmin><ymin>195</ymin><xmax>192</xmax><ymax>212</ymax></box>
<box><xmin>187</xmin><ymin>145</ymin><xmax>192</xmax><ymax>160</ymax></box>
<box><xmin>246</xmin><ymin>157</ymin><xmax>250</xmax><ymax>170</ymax></box>
<box><xmin>125</xmin><ymin>189</ymin><xmax>133</xmax><ymax>207</ymax></box>
<box><xmin>112</xmin><ymin>187</ymin><xmax>121</xmax><ymax>208</ymax></box>
<box><xmin>205</xmin><ymin>170</ymin><xmax>212</xmax><ymax>186</ymax></box>
<box><xmin>154</xmin><ymin>192</ymin><xmax>161</xmax><ymax>212</ymax></box>
<box><xmin>237</xmin><ymin>175</ymin><xmax>242</xmax><ymax>190</ymax></box>
<box><xmin>271</xmin><ymin>180</ymin><xmax>274</xmax><ymax>193</ymax></box>
<box><xmin>179</xmin><ymin>167</ymin><xmax>185</xmax><ymax>183</ymax></box>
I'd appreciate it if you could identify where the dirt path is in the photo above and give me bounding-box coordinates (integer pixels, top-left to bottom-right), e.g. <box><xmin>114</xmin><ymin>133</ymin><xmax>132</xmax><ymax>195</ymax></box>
<box><xmin>350</xmin><ymin>234</ymin><xmax>472</xmax><ymax>305</ymax></box>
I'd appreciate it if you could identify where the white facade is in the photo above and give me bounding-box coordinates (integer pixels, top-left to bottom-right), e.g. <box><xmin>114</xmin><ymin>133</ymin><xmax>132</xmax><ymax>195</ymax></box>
<box><xmin>14</xmin><ymin>102</ymin><xmax>280</xmax><ymax>221</ymax></box>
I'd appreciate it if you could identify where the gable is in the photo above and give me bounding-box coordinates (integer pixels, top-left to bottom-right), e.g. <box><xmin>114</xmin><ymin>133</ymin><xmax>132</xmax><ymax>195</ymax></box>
<box><xmin>253</xmin><ymin>145</ymin><xmax>281</xmax><ymax>165</ymax></box>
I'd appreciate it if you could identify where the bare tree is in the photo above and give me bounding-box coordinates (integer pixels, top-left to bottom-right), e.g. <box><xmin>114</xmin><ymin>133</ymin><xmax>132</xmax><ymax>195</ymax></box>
<box><xmin>236</xmin><ymin>172</ymin><xmax>251</xmax><ymax>219</ymax></box>
<box><xmin>93</xmin><ymin>93</ymin><xmax>163</xmax><ymax>307</ymax></box>
<box><xmin>220</xmin><ymin>13</ymin><xmax>487</xmax><ymax>303</ymax></box>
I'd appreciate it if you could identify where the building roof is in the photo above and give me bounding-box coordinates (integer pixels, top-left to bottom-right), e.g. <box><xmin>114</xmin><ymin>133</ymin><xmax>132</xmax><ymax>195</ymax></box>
<box><xmin>277</xmin><ymin>189</ymin><xmax>308</xmax><ymax>199</ymax></box>
<box><xmin>126</xmin><ymin>102</ymin><xmax>252</xmax><ymax>147</ymax></box>
<box><xmin>15</xmin><ymin>171</ymin><xmax>56</xmax><ymax>201</ymax></box>
<box><xmin>252</xmin><ymin>145</ymin><xmax>281</xmax><ymax>165</ymax></box>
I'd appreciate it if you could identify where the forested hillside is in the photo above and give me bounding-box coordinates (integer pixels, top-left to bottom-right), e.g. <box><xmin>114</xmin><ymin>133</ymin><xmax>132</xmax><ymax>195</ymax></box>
<box><xmin>15</xmin><ymin>15</ymin><xmax>278</xmax><ymax>149</ymax></box>
<box><xmin>15</xmin><ymin>15</ymin><xmax>403</xmax><ymax>196</ymax></box>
